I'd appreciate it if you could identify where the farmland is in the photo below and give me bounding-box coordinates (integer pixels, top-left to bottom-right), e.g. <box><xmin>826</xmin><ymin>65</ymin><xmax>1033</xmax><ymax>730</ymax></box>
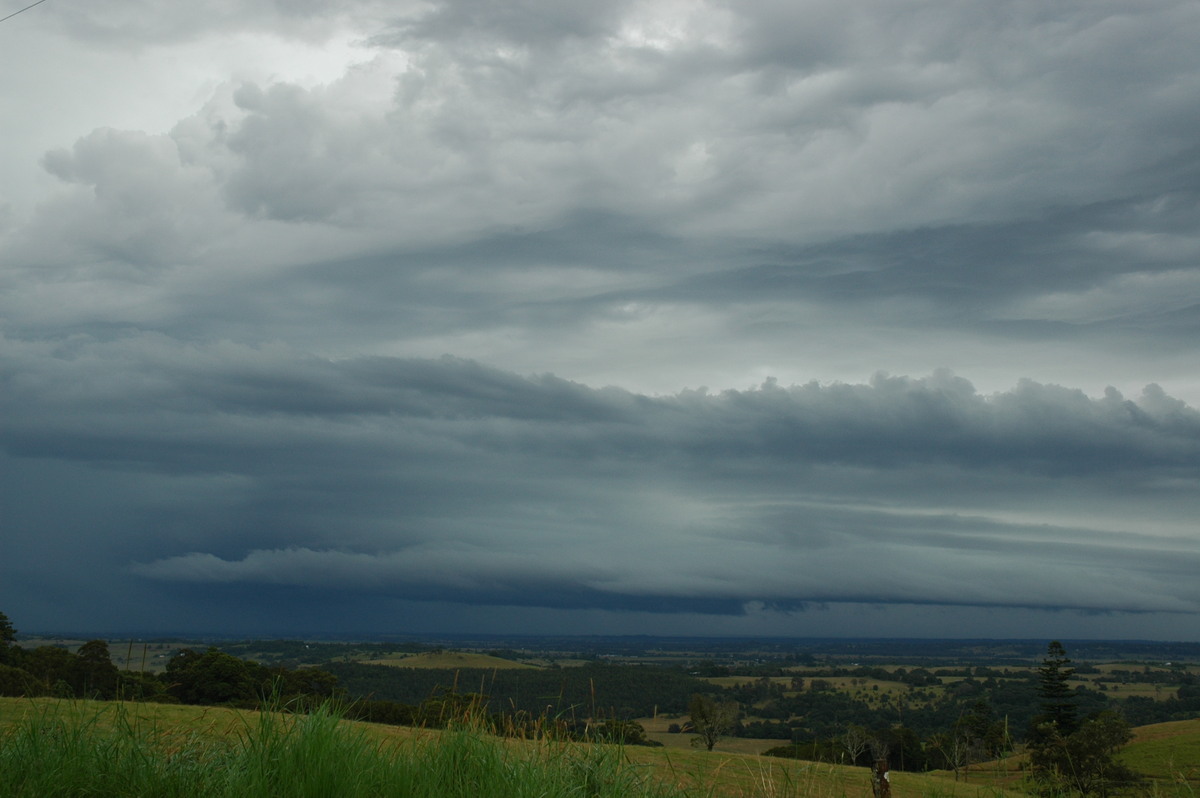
<box><xmin>6</xmin><ymin>631</ymin><xmax>1199</xmax><ymax>795</ymax></box>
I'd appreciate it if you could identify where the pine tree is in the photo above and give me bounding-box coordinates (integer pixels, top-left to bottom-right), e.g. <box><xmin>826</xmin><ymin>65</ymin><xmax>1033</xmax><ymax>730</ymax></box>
<box><xmin>1037</xmin><ymin>640</ymin><xmax>1078</xmax><ymax>734</ymax></box>
<box><xmin>1028</xmin><ymin>641</ymin><xmax>1140</xmax><ymax>796</ymax></box>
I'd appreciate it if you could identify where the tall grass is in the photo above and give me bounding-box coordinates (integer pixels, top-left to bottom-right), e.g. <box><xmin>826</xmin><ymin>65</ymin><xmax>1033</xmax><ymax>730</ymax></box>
<box><xmin>0</xmin><ymin>699</ymin><xmax>689</xmax><ymax>798</ymax></box>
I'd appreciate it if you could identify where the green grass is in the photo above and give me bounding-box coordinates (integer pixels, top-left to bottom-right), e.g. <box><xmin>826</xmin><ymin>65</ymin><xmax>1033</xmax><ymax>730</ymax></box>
<box><xmin>0</xmin><ymin>699</ymin><xmax>679</xmax><ymax>798</ymax></box>
<box><xmin>1119</xmin><ymin>718</ymin><xmax>1200</xmax><ymax>788</ymax></box>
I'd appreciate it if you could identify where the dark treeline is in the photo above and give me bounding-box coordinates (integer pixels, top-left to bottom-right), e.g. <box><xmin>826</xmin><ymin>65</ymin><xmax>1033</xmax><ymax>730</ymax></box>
<box><xmin>0</xmin><ymin>611</ymin><xmax>340</xmax><ymax>707</ymax></box>
<box><xmin>322</xmin><ymin>661</ymin><xmax>723</xmax><ymax>719</ymax></box>
<box><xmin>0</xmin><ymin>638</ymin><xmax>339</xmax><ymax>709</ymax></box>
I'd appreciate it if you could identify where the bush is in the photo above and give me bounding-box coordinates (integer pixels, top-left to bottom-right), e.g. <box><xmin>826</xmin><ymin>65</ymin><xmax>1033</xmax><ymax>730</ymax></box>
<box><xmin>0</xmin><ymin>664</ymin><xmax>41</xmax><ymax>698</ymax></box>
<box><xmin>1027</xmin><ymin>710</ymin><xmax>1141</xmax><ymax>797</ymax></box>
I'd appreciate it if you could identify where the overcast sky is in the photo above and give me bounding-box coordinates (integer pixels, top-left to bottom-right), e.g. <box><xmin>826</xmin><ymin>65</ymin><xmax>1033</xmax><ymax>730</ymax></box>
<box><xmin>2</xmin><ymin>0</ymin><xmax>1199</xmax><ymax>641</ymax></box>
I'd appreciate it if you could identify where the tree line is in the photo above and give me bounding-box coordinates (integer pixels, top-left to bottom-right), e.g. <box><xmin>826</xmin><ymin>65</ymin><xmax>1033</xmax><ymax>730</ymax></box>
<box><xmin>1</xmin><ymin>612</ymin><xmax>340</xmax><ymax>706</ymax></box>
<box><xmin>322</xmin><ymin>660</ymin><xmax>724</xmax><ymax>719</ymax></box>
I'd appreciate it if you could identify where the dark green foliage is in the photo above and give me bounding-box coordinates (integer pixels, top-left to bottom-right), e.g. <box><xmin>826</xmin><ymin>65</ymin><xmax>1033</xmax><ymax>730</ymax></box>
<box><xmin>1028</xmin><ymin>710</ymin><xmax>1141</xmax><ymax>797</ymax></box>
<box><xmin>737</xmin><ymin>718</ymin><xmax>793</xmax><ymax>739</ymax></box>
<box><xmin>0</xmin><ymin>612</ymin><xmax>336</xmax><ymax>709</ymax></box>
<box><xmin>728</xmin><ymin>675</ymin><xmax>786</xmax><ymax>704</ymax></box>
<box><xmin>0</xmin><ymin>612</ymin><xmax>15</xmax><ymax>665</ymax></box>
<box><xmin>879</xmin><ymin>725</ymin><xmax>929</xmax><ymax>772</ymax></box>
<box><xmin>1120</xmin><ymin>681</ymin><xmax>1200</xmax><ymax>726</ymax></box>
<box><xmin>1037</xmin><ymin>640</ymin><xmax>1079</xmax><ymax>734</ymax></box>
<box><xmin>163</xmin><ymin>646</ymin><xmax>341</xmax><ymax>707</ymax></box>
<box><xmin>761</xmin><ymin>739</ymin><xmax>842</xmax><ymax>762</ymax></box>
<box><xmin>960</xmin><ymin>698</ymin><xmax>1008</xmax><ymax>760</ymax></box>
<box><xmin>0</xmin><ymin>664</ymin><xmax>40</xmax><ymax>697</ymax></box>
<box><xmin>20</xmin><ymin>646</ymin><xmax>75</xmax><ymax>694</ymax></box>
<box><xmin>74</xmin><ymin>640</ymin><xmax>120</xmax><ymax>699</ymax></box>
<box><xmin>166</xmin><ymin>647</ymin><xmax>264</xmax><ymax>705</ymax></box>
<box><xmin>323</xmin><ymin>661</ymin><xmax>719</xmax><ymax>719</ymax></box>
<box><xmin>898</xmin><ymin>668</ymin><xmax>939</xmax><ymax>687</ymax></box>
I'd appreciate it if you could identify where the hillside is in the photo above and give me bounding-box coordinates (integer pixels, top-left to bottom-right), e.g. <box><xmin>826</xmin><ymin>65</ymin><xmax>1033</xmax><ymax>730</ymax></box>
<box><xmin>0</xmin><ymin>697</ymin><xmax>1028</xmax><ymax>798</ymax></box>
<box><xmin>1120</xmin><ymin>717</ymin><xmax>1200</xmax><ymax>786</ymax></box>
<box><xmin>949</xmin><ymin>717</ymin><xmax>1200</xmax><ymax>795</ymax></box>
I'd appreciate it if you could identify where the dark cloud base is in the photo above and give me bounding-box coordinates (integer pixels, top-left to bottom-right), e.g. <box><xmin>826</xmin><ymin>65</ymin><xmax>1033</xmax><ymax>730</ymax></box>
<box><xmin>3</xmin><ymin>343</ymin><xmax>1198</xmax><ymax>635</ymax></box>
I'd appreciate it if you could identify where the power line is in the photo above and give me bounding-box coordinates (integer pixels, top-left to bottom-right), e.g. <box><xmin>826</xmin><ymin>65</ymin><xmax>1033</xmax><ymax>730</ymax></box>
<box><xmin>0</xmin><ymin>0</ymin><xmax>49</xmax><ymax>25</ymax></box>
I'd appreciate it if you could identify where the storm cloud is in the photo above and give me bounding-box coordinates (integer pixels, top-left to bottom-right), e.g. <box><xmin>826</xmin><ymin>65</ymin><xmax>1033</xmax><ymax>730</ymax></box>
<box><xmin>1</xmin><ymin>0</ymin><xmax>1198</xmax><ymax>638</ymax></box>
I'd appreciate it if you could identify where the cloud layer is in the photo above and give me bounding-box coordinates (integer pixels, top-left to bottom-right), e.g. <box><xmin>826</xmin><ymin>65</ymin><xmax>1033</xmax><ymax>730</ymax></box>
<box><xmin>2</xmin><ymin>0</ymin><xmax>1199</xmax><ymax>637</ymax></box>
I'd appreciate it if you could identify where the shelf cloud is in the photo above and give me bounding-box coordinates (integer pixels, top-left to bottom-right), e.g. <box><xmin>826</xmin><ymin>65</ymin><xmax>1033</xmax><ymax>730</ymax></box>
<box><xmin>2</xmin><ymin>0</ymin><xmax>1198</xmax><ymax>638</ymax></box>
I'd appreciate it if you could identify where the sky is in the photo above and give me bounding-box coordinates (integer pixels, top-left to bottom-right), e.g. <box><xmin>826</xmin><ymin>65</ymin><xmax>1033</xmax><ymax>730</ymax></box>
<box><xmin>2</xmin><ymin>0</ymin><xmax>1199</xmax><ymax>641</ymax></box>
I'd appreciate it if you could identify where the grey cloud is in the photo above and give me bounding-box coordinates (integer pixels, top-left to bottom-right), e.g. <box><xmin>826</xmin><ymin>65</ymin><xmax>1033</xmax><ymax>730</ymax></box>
<box><xmin>381</xmin><ymin>0</ymin><xmax>633</xmax><ymax>49</ymax></box>
<box><xmin>3</xmin><ymin>332</ymin><xmax>1198</xmax><ymax>621</ymax></box>
<box><xmin>47</xmin><ymin>0</ymin><xmax>405</xmax><ymax>47</ymax></box>
<box><xmin>5</xmin><ymin>339</ymin><xmax>1197</xmax><ymax>476</ymax></box>
<box><xmin>23</xmin><ymin>0</ymin><xmax>1200</xmax><ymax>288</ymax></box>
<box><xmin>11</xmin><ymin>128</ymin><xmax>231</xmax><ymax>286</ymax></box>
<box><xmin>4</xmin><ymin>1</ymin><xmax>1200</xmax><ymax>637</ymax></box>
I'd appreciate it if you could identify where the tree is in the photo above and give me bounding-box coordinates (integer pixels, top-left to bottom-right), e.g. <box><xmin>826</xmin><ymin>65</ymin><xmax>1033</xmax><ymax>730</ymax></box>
<box><xmin>1036</xmin><ymin>641</ymin><xmax>1078</xmax><ymax>734</ymax></box>
<box><xmin>166</xmin><ymin>647</ymin><xmax>264</xmax><ymax>705</ymax></box>
<box><xmin>593</xmin><ymin>718</ymin><xmax>658</xmax><ymax>746</ymax></box>
<box><xmin>688</xmin><ymin>693</ymin><xmax>739</xmax><ymax>751</ymax></box>
<box><xmin>930</xmin><ymin>702</ymin><xmax>1004</xmax><ymax>781</ymax></box>
<box><xmin>75</xmin><ymin>640</ymin><xmax>119</xmax><ymax>699</ymax></box>
<box><xmin>0</xmin><ymin>664</ymin><xmax>39</xmax><ymax>697</ymax></box>
<box><xmin>962</xmin><ymin>699</ymin><xmax>1007</xmax><ymax>761</ymax></box>
<box><xmin>24</xmin><ymin>646</ymin><xmax>75</xmax><ymax>693</ymax></box>
<box><xmin>0</xmin><ymin>612</ymin><xmax>15</xmax><ymax>666</ymax></box>
<box><xmin>841</xmin><ymin>724</ymin><xmax>871</xmax><ymax>765</ymax></box>
<box><xmin>930</xmin><ymin>728</ymin><xmax>971</xmax><ymax>779</ymax></box>
<box><xmin>1028</xmin><ymin>710</ymin><xmax>1140</xmax><ymax>797</ymax></box>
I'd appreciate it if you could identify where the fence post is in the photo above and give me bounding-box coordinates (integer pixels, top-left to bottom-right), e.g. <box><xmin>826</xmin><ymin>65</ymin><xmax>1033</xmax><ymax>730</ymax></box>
<box><xmin>872</xmin><ymin>758</ymin><xmax>891</xmax><ymax>798</ymax></box>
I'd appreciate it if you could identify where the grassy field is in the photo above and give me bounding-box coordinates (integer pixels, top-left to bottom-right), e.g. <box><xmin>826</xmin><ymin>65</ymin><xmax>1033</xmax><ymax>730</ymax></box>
<box><xmin>0</xmin><ymin>698</ymin><xmax>680</xmax><ymax>798</ymax></box>
<box><xmin>637</xmin><ymin>713</ymin><xmax>788</xmax><ymax>757</ymax></box>
<box><xmin>4</xmin><ymin>695</ymin><xmax>1197</xmax><ymax>797</ymax></box>
<box><xmin>1120</xmin><ymin>718</ymin><xmax>1200</xmax><ymax>787</ymax></box>
<box><xmin>0</xmin><ymin>697</ymin><xmax>1034</xmax><ymax>798</ymax></box>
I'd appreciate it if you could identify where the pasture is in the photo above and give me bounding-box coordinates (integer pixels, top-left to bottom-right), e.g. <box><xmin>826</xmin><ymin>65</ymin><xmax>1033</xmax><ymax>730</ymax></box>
<box><xmin>0</xmin><ymin>697</ymin><xmax>1033</xmax><ymax>798</ymax></box>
